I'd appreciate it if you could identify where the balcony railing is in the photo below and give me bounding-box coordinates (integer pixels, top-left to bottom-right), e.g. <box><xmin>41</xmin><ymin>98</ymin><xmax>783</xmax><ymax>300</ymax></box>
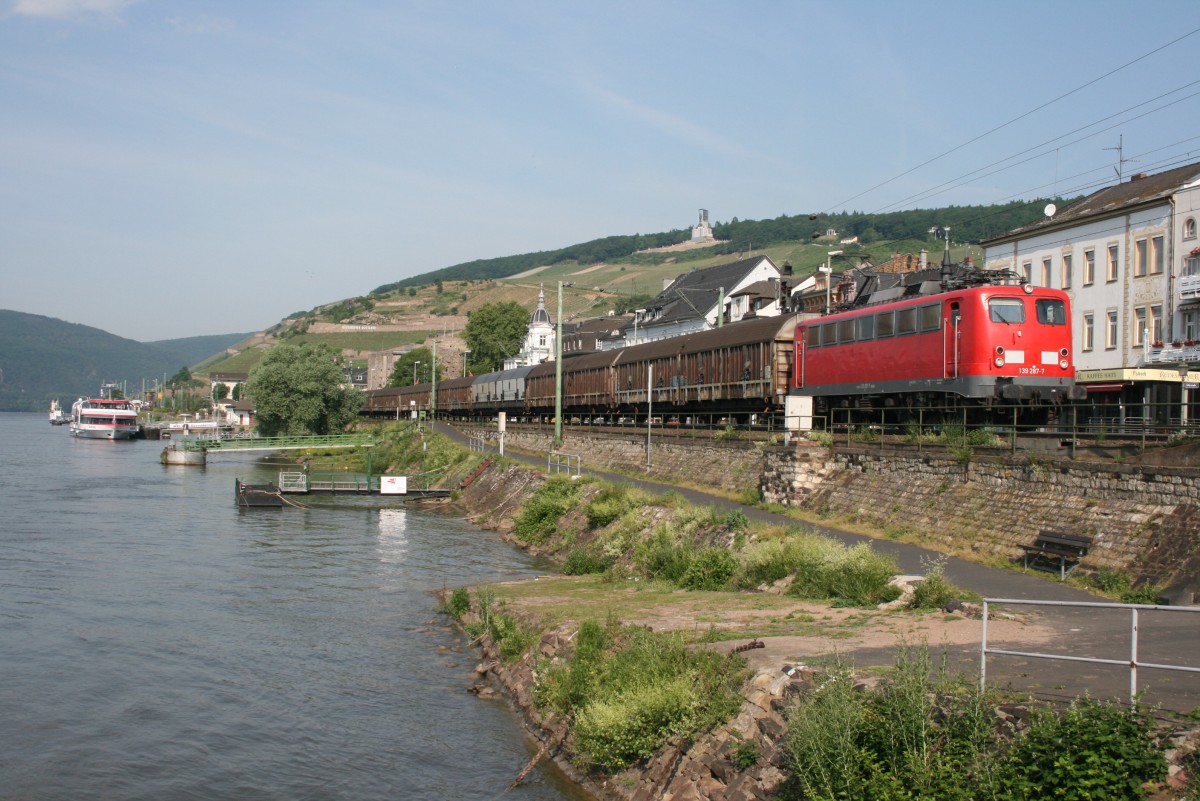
<box><xmin>1145</xmin><ymin>341</ymin><xmax>1200</xmax><ymax>365</ymax></box>
<box><xmin>1178</xmin><ymin>273</ymin><xmax>1200</xmax><ymax>304</ymax></box>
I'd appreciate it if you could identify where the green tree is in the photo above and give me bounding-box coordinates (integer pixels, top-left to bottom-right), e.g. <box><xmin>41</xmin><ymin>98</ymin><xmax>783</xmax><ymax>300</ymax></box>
<box><xmin>168</xmin><ymin>366</ymin><xmax>192</xmax><ymax>387</ymax></box>
<box><xmin>387</xmin><ymin>347</ymin><xmax>443</xmax><ymax>387</ymax></box>
<box><xmin>245</xmin><ymin>343</ymin><xmax>363</xmax><ymax>436</ymax></box>
<box><xmin>212</xmin><ymin>382</ymin><xmax>229</xmax><ymax>401</ymax></box>
<box><xmin>464</xmin><ymin>301</ymin><xmax>528</xmax><ymax>372</ymax></box>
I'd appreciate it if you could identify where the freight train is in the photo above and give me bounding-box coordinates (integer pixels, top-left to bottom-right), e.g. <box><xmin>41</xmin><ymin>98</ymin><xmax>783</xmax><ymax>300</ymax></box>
<box><xmin>362</xmin><ymin>267</ymin><xmax>1083</xmax><ymax>428</ymax></box>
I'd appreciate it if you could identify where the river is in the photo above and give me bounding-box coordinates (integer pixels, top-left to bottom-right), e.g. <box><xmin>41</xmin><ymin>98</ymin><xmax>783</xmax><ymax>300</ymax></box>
<box><xmin>0</xmin><ymin>412</ymin><xmax>588</xmax><ymax>801</ymax></box>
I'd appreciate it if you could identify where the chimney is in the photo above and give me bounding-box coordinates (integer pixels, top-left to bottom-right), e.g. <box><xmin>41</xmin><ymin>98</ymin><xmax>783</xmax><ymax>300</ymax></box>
<box><xmin>1130</xmin><ymin>173</ymin><xmax>1148</xmax><ymax>181</ymax></box>
<box><xmin>919</xmin><ymin>249</ymin><xmax>928</xmax><ymax>269</ymax></box>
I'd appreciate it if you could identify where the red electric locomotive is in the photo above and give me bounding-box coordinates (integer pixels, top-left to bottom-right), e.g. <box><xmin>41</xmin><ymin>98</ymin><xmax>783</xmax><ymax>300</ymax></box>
<box><xmin>792</xmin><ymin>282</ymin><xmax>1085</xmax><ymax>415</ymax></box>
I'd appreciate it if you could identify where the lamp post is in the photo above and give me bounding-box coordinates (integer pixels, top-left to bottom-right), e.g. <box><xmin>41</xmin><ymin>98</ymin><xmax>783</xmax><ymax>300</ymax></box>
<box><xmin>823</xmin><ymin>250</ymin><xmax>843</xmax><ymax>314</ymax></box>
<box><xmin>632</xmin><ymin>309</ymin><xmax>645</xmax><ymax>347</ymax></box>
<box><xmin>1179</xmin><ymin>363</ymin><xmax>1190</xmax><ymax>430</ymax></box>
<box><xmin>463</xmin><ymin>350</ymin><xmax>471</xmax><ymax>377</ymax></box>
<box><xmin>413</xmin><ymin>360</ymin><xmax>421</xmax><ymax>385</ymax></box>
<box><xmin>555</xmin><ymin>281</ymin><xmax>573</xmax><ymax>445</ymax></box>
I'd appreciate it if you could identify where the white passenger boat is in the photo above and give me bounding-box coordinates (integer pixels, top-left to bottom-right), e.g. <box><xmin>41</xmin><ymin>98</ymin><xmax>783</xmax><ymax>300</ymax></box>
<box><xmin>69</xmin><ymin>397</ymin><xmax>141</xmax><ymax>440</ymax></box>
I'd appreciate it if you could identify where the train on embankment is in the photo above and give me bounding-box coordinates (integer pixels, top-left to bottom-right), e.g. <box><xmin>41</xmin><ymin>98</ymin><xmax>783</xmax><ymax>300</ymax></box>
<box><xmin>362</xmin><ymin>269</ymin><xmax>1085</xmax><ymax>430</ymax></box>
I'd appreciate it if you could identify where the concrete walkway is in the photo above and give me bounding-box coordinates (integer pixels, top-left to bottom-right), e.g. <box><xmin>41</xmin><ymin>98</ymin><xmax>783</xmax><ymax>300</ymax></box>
<box><xmin>434</xmin><ymin>422</ymin><xmax>1200</xmax><ymax>713</ymax></box>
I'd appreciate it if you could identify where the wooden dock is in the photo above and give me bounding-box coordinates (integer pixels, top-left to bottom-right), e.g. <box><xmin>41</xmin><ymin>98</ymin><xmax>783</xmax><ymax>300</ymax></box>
<box><xmin>276</xmin><ymin>471</ymin><xmax>451</xmax><ymax>498</ymax></box>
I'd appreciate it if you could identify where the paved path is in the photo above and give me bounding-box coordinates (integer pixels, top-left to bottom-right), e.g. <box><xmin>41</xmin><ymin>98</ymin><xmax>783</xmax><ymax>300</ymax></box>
<box><xmin>435</xmin><ymin>423</ymin><xmax>1200</xmax><ymax>713</ymax></box>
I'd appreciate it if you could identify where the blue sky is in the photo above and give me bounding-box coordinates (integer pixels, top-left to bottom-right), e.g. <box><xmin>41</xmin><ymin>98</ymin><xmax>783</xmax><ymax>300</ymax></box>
<box><xmin>3</xmin><ymin>0</ymin><xmax>1199</xmax><ymax>341</ymax></box>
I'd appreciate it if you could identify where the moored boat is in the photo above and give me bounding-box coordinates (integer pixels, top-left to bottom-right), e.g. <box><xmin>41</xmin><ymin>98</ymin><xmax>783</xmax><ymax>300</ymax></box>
<box><xmin>48</xmin><ymin>399</ymin><xmax>68</xmax><ymax>425</ymax></box>
<box><xmin>69</xmin><ymin>397</ymin><xmax>140</xmax><ymax>440</ymax></box>
<box><xmin>236</xmin><ymin>478</ymin><xmax>283</xmax><ymax>508</ymax></box>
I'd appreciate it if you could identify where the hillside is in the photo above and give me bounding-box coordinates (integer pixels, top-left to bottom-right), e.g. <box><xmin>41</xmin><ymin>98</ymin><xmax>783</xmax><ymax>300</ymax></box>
<box><xmin>0</xmin><ymin>310</ymin><xmax>250</xmax><ymax>411</ymax></box>
<box><xmin>12</xmin><ymin>202</ymin><xmax>1064</xmax><ymax>395</ymax></box>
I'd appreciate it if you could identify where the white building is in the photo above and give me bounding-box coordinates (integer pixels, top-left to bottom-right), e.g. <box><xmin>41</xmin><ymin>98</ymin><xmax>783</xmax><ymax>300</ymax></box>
<box><xmin>503</xmin><ymin>285</ymin><xmax>556</xmax><ymax>370</ymax></box>
<box><xmin>981</xmin><ymin>163</ymin><xmax>1200</xmax><ymax>424</ymax></box>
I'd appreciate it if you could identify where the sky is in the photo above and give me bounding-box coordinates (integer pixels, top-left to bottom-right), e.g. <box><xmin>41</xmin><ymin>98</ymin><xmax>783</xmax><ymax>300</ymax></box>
<box><xmin>3</xmin><ymin>1</ymin><xmax>1200</xmax><ymax>342</ymax></box>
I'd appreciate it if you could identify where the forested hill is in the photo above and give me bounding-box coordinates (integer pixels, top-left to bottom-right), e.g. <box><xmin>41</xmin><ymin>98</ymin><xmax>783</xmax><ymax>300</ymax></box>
<box><xmin>371</xmin><ymin>198</ymin><xmax>1073</xmax><ymax>294</ymax></box>
<box><xmin>0</xmin><ymin>310</ymin><xmax>250</xmax><ymax>412</ymax></box>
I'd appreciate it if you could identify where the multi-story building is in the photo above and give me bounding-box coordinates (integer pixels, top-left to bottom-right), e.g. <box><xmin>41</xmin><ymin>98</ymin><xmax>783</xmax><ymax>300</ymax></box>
<box><xmin>981</xmin><ymin>163</ymin><xmax>1200</xmax><ymax>425</ymax></box>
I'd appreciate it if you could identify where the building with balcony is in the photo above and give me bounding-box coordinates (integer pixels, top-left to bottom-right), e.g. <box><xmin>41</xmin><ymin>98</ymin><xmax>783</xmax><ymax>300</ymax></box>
<box><xmin>981</xmin><ymin>162</ymin><xmax>1200</xmax><ymax>426</ymax></box>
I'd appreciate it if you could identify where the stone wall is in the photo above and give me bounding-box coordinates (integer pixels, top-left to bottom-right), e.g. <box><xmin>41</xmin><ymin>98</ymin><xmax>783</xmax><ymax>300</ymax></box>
<box><xmin>763</xmin><ymin>444</ymin><xmax>1200</xmax><ymax>587</ymax></box>
<box><xmin>460</xmin><ymin>427</ymin><xmax>765</xmax><ymax>496</ymax></box>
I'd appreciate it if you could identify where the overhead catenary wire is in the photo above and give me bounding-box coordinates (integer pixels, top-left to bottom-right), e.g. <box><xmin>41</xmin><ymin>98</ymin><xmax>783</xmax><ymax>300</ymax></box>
<box><xmin>820</xmin><ymin>26</ymin><xmax>1200</xmax><ymax>216</ymax></box>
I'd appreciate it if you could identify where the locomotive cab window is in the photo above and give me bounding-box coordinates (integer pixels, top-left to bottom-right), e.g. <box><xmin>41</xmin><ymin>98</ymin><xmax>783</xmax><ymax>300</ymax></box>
<box><xmin>1036</xmin><ymin>298</ymin><xmax>1067</xmax><ymax>325</ymax></box>
<box><xmin>989</xmin><ymin>298</ymin><xmax>1025</xmax><ymax>324</ymax></box>
<box><xmin>820</xmin><ymin>322</ymin><xmax>836</xmax><ymax>345</ymax></box>
<box><xmin>806</xmin><ymin>326</ymin><xmax>821</xmax><ymax>347</ymax></box>
<box><xmin>877</xmin><ymin>311</ymin><xmax>895</xmax><ymax>337</ymax></box>
<box><xmin>896</xmin><ymin>307</ymin><xmax>917</xmax><ymax>335</ymax></box>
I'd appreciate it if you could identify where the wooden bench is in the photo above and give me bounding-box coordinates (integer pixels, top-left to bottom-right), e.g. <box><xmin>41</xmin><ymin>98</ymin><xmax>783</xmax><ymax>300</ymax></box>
<box><xmin>1018</xmin><ymin>530</ymin><xmax>1092</xmax><ymax>580</ymax></box>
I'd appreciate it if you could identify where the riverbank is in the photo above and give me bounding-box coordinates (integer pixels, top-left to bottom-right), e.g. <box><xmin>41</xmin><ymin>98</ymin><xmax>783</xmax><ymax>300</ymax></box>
<box><xmin>439</xmin><ymin>453</ymin><xmax>1199</xmax><ymax>801</ymax></box>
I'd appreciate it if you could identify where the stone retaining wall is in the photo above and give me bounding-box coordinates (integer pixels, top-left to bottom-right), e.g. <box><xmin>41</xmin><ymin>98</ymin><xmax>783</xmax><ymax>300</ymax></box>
<box><xmin>763</xmin><ymin>444</ymin><xmax>1200</xmax><ymax>587</ymax></box>
<box><xmin>461</xmin><ymin>427</ymin><xmax>765</xmax><ymax>495</ymax></box>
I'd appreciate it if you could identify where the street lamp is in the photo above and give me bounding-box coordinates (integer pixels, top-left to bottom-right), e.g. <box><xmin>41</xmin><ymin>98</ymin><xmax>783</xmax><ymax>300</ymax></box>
<box><xmin>632</xmin><ymin>308</ymin><xmax>645</xmax><ymax>347</ymax></box>
<box><xmin>413</xmin><ymin>360</ymin><xmax>421</xmax><ymax>385</ymax></box>
<box><xmin>463</xmin><ymin>350</ymin><xmax>471</xmax><ymax>377</ymax></box>
<box><xmin>1178</xmin><ymin>363</ymin><xmax>1191</xmax><ymax>430</ymax></box>
<box><xmin>823</xmin><ymin>250</ymin><xmax>843</xmax><ymax>314</ymax></box>
<box><xmin>555</xmin><ymin>281</ymin><xmax>574</xmax><ymax>445</ymax></box>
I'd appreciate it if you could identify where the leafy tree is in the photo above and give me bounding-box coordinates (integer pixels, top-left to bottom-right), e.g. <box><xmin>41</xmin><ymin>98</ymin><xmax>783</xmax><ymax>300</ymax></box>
<box><xmin>464</xmin><ymin>302</ymin><xmax>529</xmax><ymax>372</ymax></box>
<box><xmin>212</xmin><ymin>382</ymin><xmax>229</xmax><ymax>401</ymax></box>
<box><xmin>245</xmin><ymin>343</ymin><xmax>363</xmax><ymax>436</ymax></box>
<box><xmin>231</xmin><ymin>384</ymin><xmax>242</xmax><ymax>401</ymax></box>
<box><xmin>387</xmin><ymin>347</ymin><xmax>444</xmax><ymax>386</ymax></box>
<box><xmin>168</xmin><ymin>367</ymin><xmax>193</xmax><ymax>387</ymax></box>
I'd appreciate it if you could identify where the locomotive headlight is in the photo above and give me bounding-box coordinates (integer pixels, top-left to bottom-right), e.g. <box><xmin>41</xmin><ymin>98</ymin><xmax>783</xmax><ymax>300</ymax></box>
<box><xmin>994</xmin><ymin>357</ymin><xmax>1005</xmax><ymax>367</ymax></box>
<box><xmin>1059</xmin><ymin>358</ymin><xmax>1069</xmax><ymax>369</ymax></box>
<box><xmin>1023</xmin><ymin>284</ymin><xmax>1033</xmax><ymax>295</ymax></box>
<box><xmin>993</xmin><ymin>345</ymin><xmax>1005</xmax><ymax>367</ymax></box>
<box><xmin>1059</xmin><ymin>348</ymin><xmax>1069</xmax><ymax>369</ymax></box>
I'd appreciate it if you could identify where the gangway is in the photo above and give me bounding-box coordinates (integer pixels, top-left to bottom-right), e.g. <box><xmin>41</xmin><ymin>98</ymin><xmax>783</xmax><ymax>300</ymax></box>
<box><xmin>177</xmin><ymin>433</ymin><xmax>375</xmax><ymax>453</ymax></box>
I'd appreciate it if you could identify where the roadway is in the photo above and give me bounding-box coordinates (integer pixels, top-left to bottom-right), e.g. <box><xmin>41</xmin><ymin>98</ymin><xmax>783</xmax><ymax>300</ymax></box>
<box><xmin>431</xmin><ymin>421</ymin><xmax>1200</xmax><ymax>714</ymax></box>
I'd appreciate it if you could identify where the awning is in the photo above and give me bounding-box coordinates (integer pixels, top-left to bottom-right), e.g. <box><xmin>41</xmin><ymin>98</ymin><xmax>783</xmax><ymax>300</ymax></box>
<box><xmin>1082</xmin><ymin>382</ymin><xmax>1128</xmax><ymax>392</ymax></box>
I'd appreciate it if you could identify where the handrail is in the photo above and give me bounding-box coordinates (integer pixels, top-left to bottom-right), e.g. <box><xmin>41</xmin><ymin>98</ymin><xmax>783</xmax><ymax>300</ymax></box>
<box><xmin>981</xmin><ymin>598</ymin><xmax>1200</xmax><ymax>704</ymax></box>
<box><xmin>179</xmin><ymin>433</ymin><xmax>375</xmax><ymax>452</ymax></box>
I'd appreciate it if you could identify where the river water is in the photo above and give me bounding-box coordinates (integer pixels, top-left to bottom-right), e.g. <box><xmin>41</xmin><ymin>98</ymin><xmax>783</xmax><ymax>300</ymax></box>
<box><xmin>0</xmin><ymin>412</ymin><xmax>588</xmax><ymax>801</ymax></box>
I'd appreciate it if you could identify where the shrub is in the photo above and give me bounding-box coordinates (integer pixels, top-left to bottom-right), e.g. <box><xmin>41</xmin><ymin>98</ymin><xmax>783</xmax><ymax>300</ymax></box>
<box><xmin>442</xmin><ymin>587</ymin><xmax>470</xmax><ymax>618</ymax></box>
<box><xmin>586</xmin><ymin>484</ymin><xmax>635</xmax><ymax>528</ymax></box>
<box><xmin>634</xmin><ymin>529</ymin><xmax>696</xmax><ymax>584</ymax></box>
<box><xmin>997</xmin><ymin>698</ymin><xmax>1167</xmax><ymax>800</ymax></box>
<box><xmin>723</xmin><ymin>508</ymin><xmax>749</xmax><ymax>532</ymax></box>
<box><xmin>562</xmin><ymin>548</ymin><xmax>612</xmax><ymax>575</ymax></box>
<box><xmin>909</xmin><ymin>556</ymin><xmax>961</xmax><ymax>610</ymax></box>
<box><xmin>541</xmin><ymin>624</ymin><xmax>745</xmax><ymax>771</ymax></box>
<box><xmin>514</xmin><ymin>477</ymin><xmax>580</xmax><ymax>544</ymax></box>
<box><xmin>679</xmin><ymin>547</ymin><xmax>738</xmax><ymax>591</ymax></box>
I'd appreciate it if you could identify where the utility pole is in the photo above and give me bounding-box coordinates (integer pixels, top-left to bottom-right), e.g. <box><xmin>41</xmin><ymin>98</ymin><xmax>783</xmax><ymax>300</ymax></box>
<box><xmin>554</xmin><ymin>281</ymin><xmax>572</xmax><ymax>445</ymax></box>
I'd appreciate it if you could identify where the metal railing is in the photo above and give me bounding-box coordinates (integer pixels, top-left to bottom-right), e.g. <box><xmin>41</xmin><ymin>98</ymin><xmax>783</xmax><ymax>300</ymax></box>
<box><xmin>980</xmin><ymin>598</ymin><xmax>1200</xmax><ymax>704</ymax></box>
<box><xmin>548</xmin><ymin>451</ymin><xmax>583</xmax><ymax>477</ymax></box>
<box><xmin>179</xmin><ymin>432</ymin><xmax>375</xmax><ymax>452</ymax></box>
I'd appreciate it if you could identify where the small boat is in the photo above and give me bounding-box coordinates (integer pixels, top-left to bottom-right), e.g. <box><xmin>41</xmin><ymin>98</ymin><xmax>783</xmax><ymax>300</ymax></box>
<box><xmin>236</xmin><ymin>478</ymin><xmax>283</xmax><ymax>508</ymax></box>
<box><xmin>69</xmin><ymin>397</ymin><xmax>140</xmax><ymax>440</ymax></box>
<box><xmin>48</xmin><ymin>399</ymin><xmax>68</xmax><ymax>425</ymax></box>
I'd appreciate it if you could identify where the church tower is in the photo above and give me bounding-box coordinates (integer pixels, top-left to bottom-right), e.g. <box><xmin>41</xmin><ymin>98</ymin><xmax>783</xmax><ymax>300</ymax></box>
<box><xmin>504</xmin><ymin>284</ymin><xmax>557</xmax><ymax>369</ymax></box>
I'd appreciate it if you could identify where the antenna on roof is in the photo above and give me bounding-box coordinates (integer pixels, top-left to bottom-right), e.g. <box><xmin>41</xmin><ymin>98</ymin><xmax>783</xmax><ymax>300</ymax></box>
<box><xmin>1104</xmin><ymin>134</ymin><xmax>1136</xmax><ymax>182</ymax></box>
